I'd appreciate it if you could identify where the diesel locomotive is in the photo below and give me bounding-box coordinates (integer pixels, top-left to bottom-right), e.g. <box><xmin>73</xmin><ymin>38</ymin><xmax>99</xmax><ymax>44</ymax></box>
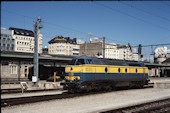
<box><xmin>62</xmin><ymin>56</ymin><xmax>149</xmax><ymax>92</ymax></box>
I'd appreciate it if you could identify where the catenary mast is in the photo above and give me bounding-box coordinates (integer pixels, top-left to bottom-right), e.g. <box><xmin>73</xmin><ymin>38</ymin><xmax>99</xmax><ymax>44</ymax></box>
<box><xmin>32</xmin><ymin>17</ymin><xmax>42</xmax><ymax>86</ymax></box>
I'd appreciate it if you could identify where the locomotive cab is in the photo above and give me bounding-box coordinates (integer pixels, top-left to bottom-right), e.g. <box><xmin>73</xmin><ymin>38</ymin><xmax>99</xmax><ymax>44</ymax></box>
<box><xmin>65</xmin><ymin>57</ymin><xmax>87</xmax><ymax>82</ymax></box>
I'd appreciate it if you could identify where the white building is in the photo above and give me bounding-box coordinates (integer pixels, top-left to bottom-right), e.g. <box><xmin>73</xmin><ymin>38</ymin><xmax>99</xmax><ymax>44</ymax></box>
<box><xmin>117</xmin><ymin>45</ymin><xmax>133</xmax><ymax>60</ymax></box>
<box><xmin>1</xmin><ymin>28</ymin><xmax>15</xmax><ymax>51</ymax></box>
<box><xmin>132</xmin><ymin>53</ymin><xmax>140</xmax><ymax>61</ymax></box>
<box><xmin>9</xmin><ymin>27</ymin><xmax>42</xmax><ymax>53</ymax></box>
<box><xmin>0</xmin><ymin>27</ymin><xmax>42</xmax><ymax>53</ymax></box>
<box><xmin>48</xmin><ymin>36</ymin><xmax>80</xmax><ymax>56</ymax></box>
<box><xmin>105</xmin><ymin>43</ymin><xmax>119</xmax><ymax>59</ymax></box>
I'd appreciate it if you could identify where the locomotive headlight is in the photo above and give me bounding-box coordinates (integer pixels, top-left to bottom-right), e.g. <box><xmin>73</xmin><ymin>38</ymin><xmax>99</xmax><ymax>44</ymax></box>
<box><xmin>76</xmin><ymin>76</ymin><xmax>80</xmax><ymax>80</ymax></box>
<box><xmin>65</xmin><ymin>75</ymin><xmax>74</xmax><ymax>81</ymax></box>
<box><xmin>65</xmin><ymin>72</ymin><xmax>80</xmax><ymax>81</ymax></box>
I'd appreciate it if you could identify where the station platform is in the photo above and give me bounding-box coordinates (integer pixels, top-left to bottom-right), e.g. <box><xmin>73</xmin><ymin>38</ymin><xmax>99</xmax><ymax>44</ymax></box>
<box><xmin>1</xmin><ymin>90</ymin><xmax>65</xmax><ymax>99</ymax></box>
<box><xmin>1</xmin><ymin>80</ymin><xmax>63</xmax><ymax>90</ymax></box>
<box><xmin>1</xmin><ymin>80</ymin><xmax>64</xmax><ymax>94</ymax></box>
<box><xmin>1</xmin><ymin>77</ymin><xmax>170</xmax><ymax>95</ymax></box>
<box><xmin>1</xmin><ymin>78</ymin><xmax>170</xmax><ymax>100</ymax></box>
<box><xmin>150</xmin><ymin>77</ymin><xmax>170</xmax><ymax>88</ymax></box>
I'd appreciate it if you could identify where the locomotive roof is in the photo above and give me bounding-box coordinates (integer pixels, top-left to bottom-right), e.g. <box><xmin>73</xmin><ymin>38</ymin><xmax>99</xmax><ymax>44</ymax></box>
<box><xmin>72</xmin><ymin>56</ymin><xmax>144</xmax><ymax>66</ymax></box>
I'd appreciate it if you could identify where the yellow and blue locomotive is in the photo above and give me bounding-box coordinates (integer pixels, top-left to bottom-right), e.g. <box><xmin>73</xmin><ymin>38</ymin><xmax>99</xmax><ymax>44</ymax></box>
<box><xmin>62</xmin><ymin>56</ymin><xmax>149</xmax><ymax>92</ymax></box>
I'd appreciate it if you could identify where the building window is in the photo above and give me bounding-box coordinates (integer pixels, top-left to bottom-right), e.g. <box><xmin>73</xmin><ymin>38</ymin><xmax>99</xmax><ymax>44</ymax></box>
<box><xmin>10</xmin><ymin>65</ymin><xmax>17</xmax><ymax>74</ymax></box>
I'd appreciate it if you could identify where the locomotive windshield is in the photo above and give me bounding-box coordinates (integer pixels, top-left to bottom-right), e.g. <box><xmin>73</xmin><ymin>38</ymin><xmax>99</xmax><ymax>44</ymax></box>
<box><xmin>69</xmin><ymin>59</ymin><xmax>85</xmax><ymax>65</ymax></box>
<box><xmin>69</xmin><ymin>59</ymin><xmax>76</xmax><ymax>65</ymax></box>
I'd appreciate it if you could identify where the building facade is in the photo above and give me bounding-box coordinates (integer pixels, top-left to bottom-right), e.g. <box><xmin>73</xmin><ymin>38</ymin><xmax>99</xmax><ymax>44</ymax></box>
<box><xmin>79</xmin><ymin>42</ymin><xmax>103</xmax><ymax>57</ymax></box>
<box><xmin>48</xmin><ymin>36</ymin><xmax>80</xmax><ymax>56</ymax></box>
<box><xmin>0</xmin><ymin>27</ymin><xmax>42</xmax><ymax>53</ymax></box>
<box><xmin>132</xmin><ymin>53</ymin><xmax>140</xmax><ymax>61</ymax></box>
<box><xmin>79</xmin><ymin>41</ymin><xmax>137</xmax><ymax>60</ymax></box>
<box><xmin>1</xmin><ymin>28</ymin><xmax>15</xmax><ymax>51</ymax></box>
<box><xmin>105</xmin><ymin>43</ymin><xmax>119</xmax><ymax>59</ymax></box>
<box><xmin>117</xmin><ymin>45</ymin><xmax>133</xmax><ymax>60</ymax></box>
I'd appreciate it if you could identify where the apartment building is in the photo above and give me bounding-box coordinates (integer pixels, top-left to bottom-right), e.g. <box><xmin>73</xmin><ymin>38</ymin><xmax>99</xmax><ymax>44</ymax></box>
<box><xmin>117</xmin><ymin>45</ymin><xmax>133</xmax><ymax>60</ymax></box>
<box><xmin>48</xmin><ymin>36</ymin><xmax>80</xmax><ymax>56</ymax></box>
<box><xmin>105</xmin><ymin>43</ymin><xmax>119</xmax><ymax>59</ymax></box>
<box><xmin>9</xmin><ymin>27</ymin><xmax>42</xmax><ymax>53</ymax></box>
<box><xmin>1</xmin><ymin>28</ymin><xmax>15</xmax><ymax>51</ymax></box>
<box><xmin>0</xmin><ymin>27</ymin><xmax>42</xmax><ymax>53</ymax></box>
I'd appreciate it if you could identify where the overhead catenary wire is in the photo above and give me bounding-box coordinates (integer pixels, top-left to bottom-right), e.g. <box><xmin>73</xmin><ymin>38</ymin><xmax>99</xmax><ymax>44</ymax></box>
<box><xmin>120</xmin><ymin>1</ymin><xmax>170</xmax><ymax>22</ymax></box>
<box><xmin>132</xmin><ymin>43</ymin><xmax>170</xmax><ymax>47</ymax></box>
<box><xmin>2</xmin><ymin>4</ymin><xmax>170</xmax><ymax>42</ymax></box>
<box><xmin>1</xmin><ymin>22</ymin><xmax>169</xmax><ymax>57</ymax></box>
<box><xmin>93</xmin><ymin>2</ymin><xmax>170</xmax><ymax>31</ymax></box>
<box><xmin>149</xmin><ymin>2</ymin><xmax>170</xmax><ymax>14</ymax></box>
<box><xmin>1</xmin><ymin>6</ymin><xmax>170</xmax><ymax>51</ymax></box>
<box><xmin>1</xmin><ymin>9</ymin><xmax>99</xmax><ymax>41</ymax></box>
<box><xmin>2</xmin><ymin>9</ymin><xmax>127</xmax><ymax>45</ymax></box>
<box><xmin>161</xmin><ymin>1</ymin><xmax>170</xmax><ymax>7</ymax></box>
<box><xmin>2</xmin><ymin>24</ymin><xmax>167</xmax><ymax>50</ymax></box>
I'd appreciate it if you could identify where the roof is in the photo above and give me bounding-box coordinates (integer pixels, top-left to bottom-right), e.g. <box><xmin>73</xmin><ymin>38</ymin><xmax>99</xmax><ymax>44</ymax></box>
<box><xmin>48</xmin><ymin>36</ymin><xmax>77</xmax><ymax>44</ymax></box>
<box><xmin>1</xmin><ymin>51</ymin><xmax>73</xmax><ymax>61</ymax></box>
<box><xmin>9</xmin><ymin>27</ymin><xmax>34</xmax><ymax>37</ymax></box>
<box><xmin>72</xmin><ymin>56</ymin><xmax>144</xmax><ymax>66</ymax></box>
<box><xmin>162</xmin><ymin>58</ymin><xmax>170</xmax><ymax>63</ymax></box>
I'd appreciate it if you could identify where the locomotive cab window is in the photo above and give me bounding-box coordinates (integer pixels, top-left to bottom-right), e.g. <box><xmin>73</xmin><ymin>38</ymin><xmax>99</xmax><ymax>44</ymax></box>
<box><xmin>75</xmin><ymin>59</ymin><xmax>85</xmax><ymax>65</ymax></box>
<box><xmin>69</xmin><ymin>59</ymin><xmax>85</xmax><ymax>65</ymax></box>
<box><xmin>86</xmin><ymin>59</ymin><xmax>93</xmax><ymax>64</ymax></box>
<box><xmin>69</xmin><ymin>59</ymin><xmax>76</xmax><ymax>65</ymax></box>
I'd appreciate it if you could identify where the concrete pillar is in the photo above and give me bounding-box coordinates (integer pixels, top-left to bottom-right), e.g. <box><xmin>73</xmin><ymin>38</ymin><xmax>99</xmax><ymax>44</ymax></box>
<box><xmin>18</xmin><ymin>60</ymin><xmax>21</xmax><ymax>81</ymax></box>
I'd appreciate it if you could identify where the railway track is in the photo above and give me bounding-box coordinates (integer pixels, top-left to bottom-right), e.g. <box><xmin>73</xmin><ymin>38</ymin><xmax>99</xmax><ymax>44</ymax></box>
<box><xmin>102</xmin><ymin>98</ymin><xmax>170</xmax><ymax>113</ymax></box>
<box><xmin>1</xmin><ymin>84</ymin><xmax>154</xmax><ymax>107</ymax></box>
<box><xmin>1</xmin><ymin>88</ymin><xmax>60</xmax><ymax>94</ymax></box>
<box><xmin>1</xmin><ymin>93</ymin><xmax>76</xmax><ymax>107</ymax></box>
<box><xmin>1</xmin><ymin>82</ymin><xmax>154</xmax><ymax>94</ymax></box>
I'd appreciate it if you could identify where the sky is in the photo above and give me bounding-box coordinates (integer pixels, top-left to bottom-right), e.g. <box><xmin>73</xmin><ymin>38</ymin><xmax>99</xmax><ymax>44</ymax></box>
<box><xmin>1</xmin><ymin>1</ymin><xmax>170</xmax><ymax>60</ymax></box>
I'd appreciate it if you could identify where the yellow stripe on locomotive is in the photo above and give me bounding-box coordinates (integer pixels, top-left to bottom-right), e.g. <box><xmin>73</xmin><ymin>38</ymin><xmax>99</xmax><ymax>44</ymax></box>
<box><xmin>65</xmin><ymin>64</ymin><xmax>148</xmax><ymax>74</ymax></box>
